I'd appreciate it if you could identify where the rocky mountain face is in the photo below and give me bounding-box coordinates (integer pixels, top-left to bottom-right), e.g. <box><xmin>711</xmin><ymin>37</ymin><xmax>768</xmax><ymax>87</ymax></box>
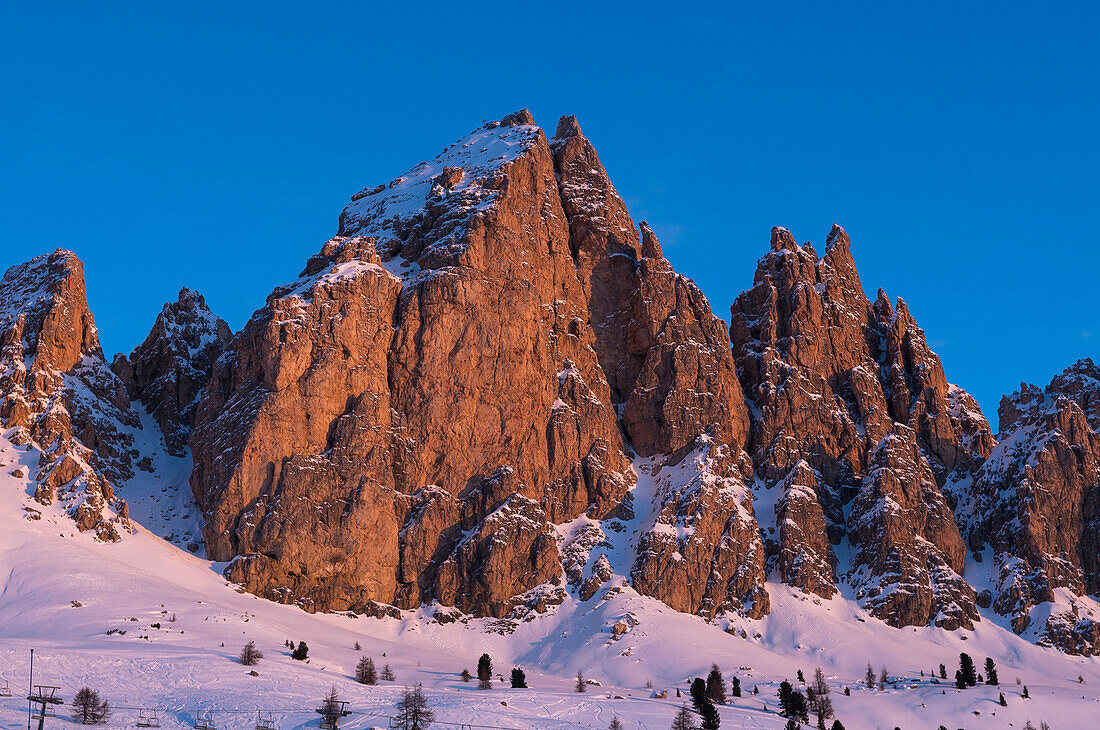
<box><xmin>188</xmin><ymin>111</ymin><xmax>766</xmax><ymax>619</ymax></box>
<box><xmin>729</xmin><ymin>226</ymin><xmax>993</xmax><ymax>629</ymax></box>
<box><xmin>116</xmin><ymin>288</ymin><xmax>231</xmax><ymax>456</ymax></box>
<box><xmin>958</xmin><ymin>360</ymin><xmax>1100</xmax><ymax>653</ymax></box>
<box><xmin>0</xmin><ymin>250</ymin><xmax>137</xmax><ymax>539</ymax></box>
<box><xmin>6</xmin><ymin>111</ymin><xmax>1100</xmax><ymax>656</ymax></box>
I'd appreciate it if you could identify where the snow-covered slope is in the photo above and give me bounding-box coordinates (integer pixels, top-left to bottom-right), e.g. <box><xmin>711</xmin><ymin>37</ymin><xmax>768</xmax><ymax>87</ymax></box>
<box><xmin>2</xmin><ymin>430</ymin><xmax>1095</xmax><ymax>730</ymax></box>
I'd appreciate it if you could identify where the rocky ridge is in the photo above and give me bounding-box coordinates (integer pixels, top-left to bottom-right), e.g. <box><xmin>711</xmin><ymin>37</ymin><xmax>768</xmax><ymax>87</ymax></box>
<box><xmin>4</xmin><ymin>111</ymin><xmax>1099</xmax><ymax>657</ymax></box>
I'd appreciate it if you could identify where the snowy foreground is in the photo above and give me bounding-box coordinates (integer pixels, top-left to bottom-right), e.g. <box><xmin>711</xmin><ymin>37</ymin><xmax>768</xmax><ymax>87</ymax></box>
<box><xmin>1</xmin><ymin>433</ymin><xmax>1098</xmax><ymax>730</ymax></box>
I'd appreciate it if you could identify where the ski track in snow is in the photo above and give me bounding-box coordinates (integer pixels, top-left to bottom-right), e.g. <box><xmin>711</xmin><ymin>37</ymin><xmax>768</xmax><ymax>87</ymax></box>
<box><xmin>2</xmin><ymin>431</ymin><xmax>1100</xmax><ymax>729</ymax></box>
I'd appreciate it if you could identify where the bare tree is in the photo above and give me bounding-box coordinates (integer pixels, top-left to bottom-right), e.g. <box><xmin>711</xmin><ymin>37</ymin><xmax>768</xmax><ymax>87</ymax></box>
<box><xmin>670</xmin><ymin>704</ymin><xmax>698</xmax><ymax>730</ymax></box>
<box><xmin>393</xmin><ymin>685</ymin><xmax>435</xmax><ymax>730</ymax></box>
<box><xmin>864</xmin><ymin>663</ymin><xmax>875</xmax><ymax>689</ymax></box>
<box><xmin>381</xmin><ymin>664</ymin><xmax>396</xmax><ymax>682</ymax></box>
<box><xmin>239</xmin><ymin>641</ymin><xmax>264</xmax><ymax>666</ymax></box>
<box><xmin>71</xmin><ymin>688</ymin><xmax>110</xmax><ymax>725</ymax></box>
<box><xmin>355</xmin><ymin>656</ymin><xmax>377</xmax><ymax>685</ymax></box>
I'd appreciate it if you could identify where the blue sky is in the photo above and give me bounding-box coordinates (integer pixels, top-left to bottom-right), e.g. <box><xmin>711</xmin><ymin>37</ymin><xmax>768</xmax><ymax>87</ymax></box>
<box><xmin>2</xmin><ymin>2</ymin><xmax>1097</xmax><ymax>427</ymax></box>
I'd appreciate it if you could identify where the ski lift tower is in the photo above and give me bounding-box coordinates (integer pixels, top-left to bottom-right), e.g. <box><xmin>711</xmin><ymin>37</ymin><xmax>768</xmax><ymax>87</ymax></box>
<box><xmin>27</xmin><ymin>686</ymin><xmax>62</xmax><ymax>730</ymax></box>
<box><xmin>315</xmin><ymin>699</ymin><xmax>349</xmax><ymax>730</ymax></box>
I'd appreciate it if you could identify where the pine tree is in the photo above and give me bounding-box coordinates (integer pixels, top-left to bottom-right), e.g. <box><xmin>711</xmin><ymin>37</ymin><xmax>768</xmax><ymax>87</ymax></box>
<box><xmin>699</xmin><ymin>701</ymin><xmax>720</xmax><ymax>730</ymax></box>
<box><xmin>690</xmin><ymin>678</ymin><xmax>708</xmax><ymax>713</ymax></box>
<box><xmin>355</xmin><ymin>656</ymin><xmax>377</xmax><ymax>685</ymax></box>
<box><xmin>460</xmin><ymin>668</ymin><xmax>471</xmax><ymax>683</ymax></box>
<box><xmin>705</xmin><ymin>664</ymin><xmax>726</xmax><ymax>704</ymax></box>
<box><xmin>393</xmin><ymin>685</ymin><xmax>434</xmax><ymax>730</ymax></box>
<box><xmin>670</xmin><ymin>704</ymin><xmax>698</xmax><ymax>730</ymax></box>
<box><xmin>576</xmin><ymin>670</ymin><xmax>587</xmax><ymax>693</ymax></box>
<box><xmin>959</xmin><ymin>653</ymin><xmax>977</xmax><ymax>687</ymax></box>
<box><xmin>510</xmin><ymin>667</ymin><xmax>527</xmax><ymax>688</ymax></box>
<box><xmin>71</xmin><ymin>688</ymin><xmax>110</xmax><ymax>725</ymax></box>
<box><xmin>864</xmin><ymin>663</ymin><xmax>875</xmax><ymax>688</ymax></box>
<box><xmin>609</xmin><ymin>717</ymin><xmax>624</xmax><ymax>730</ymax></box>
<box><xmin>830</xmin><ymin>722</ymin><xmax>846</xmax><ymax>730</ymax></box>
<box><xmin>353</xmin><ymin>641</ymin><xmax>360</xmax><ymax>651</ymax></box>
<box><xmin>985</xmin><ymin>657</ymin><xmax>999</xmax><ymax>686</ymax></box>
<box><xmin>878</xmin><ymin>667</ymin><xmax>888</xmax><ymax>690</ymax></box>
<box><xmin>730</xmin><ymin>676</ymin><xmax>741</xmax><ymax>697</ymax></box>
<box><xmin>292</xmin><ymin>641</ymin><xmax>309</xmax><ymax>660</ymax></box>
<box><xmin>381</xmin><ymin>664</ymin><xmax>396</xmax><ymax>682</ymax></box>
<box><xmin>1022</xmin><ymin>685</ymin><xmax>1029</xmax><ymax>699</ymax></box>
<box><xmin>239</xmin><ymin>641</ymin><xmax>263</xmax><ymax>666</ymax></box>
<box><xmin>1023</xmin><ymin>721</ymin><xmax>1036</xmax><ymax>730</ymax></box>
<box><xmin>797</xmin><ymin>669</ymin><xmax>805</xmax><ymax>683</ymax></box>
<box><xmin>939</xmin><ymin>663</ymin><xmax>947</xmax><ymax>679</ymax></box>
<box><xmin>784</xmin><ymin>722</ymin><xmax>799</xmax><ymax>730</ymax></box>
<box><xmin>477</xmin><ymin>653</ymin><xmax>492</xmax><ymax>690</ymax></box>
<box><xmin>843</xmin><ymin>686</ymin><xmax>850</xmax><ymax>696</ymax></box>
<box><xmin>955</xmin><ymin>669</ymin><xmax>966</xmax><ymax>689</ymax></box>
<box><xmin>778</xmin><ymin>681</ymin><xmax>794</xmax><ymax>715</ymax></box>
<box><xmin>999</xmin><ymin>692</ymin><xmax>1007</xmax><ymax>706</ymax></box>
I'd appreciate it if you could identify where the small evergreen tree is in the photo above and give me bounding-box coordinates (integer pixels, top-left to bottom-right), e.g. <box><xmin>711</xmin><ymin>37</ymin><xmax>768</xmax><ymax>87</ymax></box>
<box><xmin>830</xmin><ymin>722</ymin><xmax>846</xmax><ymax>730</ymax></box>
<box><xmin>393</xmin><ymin>685</ymin><xmax>434</xmax><ymax>730</ymax></box>
<box><xmin>510</xmin><ymin>667</ymin><xmax>527</xmax><ymax>689</ymax></box>
<box><xmin>864</xmin><ymin>663</ymin><xmax>875</xmax><ymax>688</ymax></box>
<box><xmin>999</xmin><ymin>692</ymin><xmax>1007</xmax><ymax>706</ymax></box>
<box><xmin>955</xmin><ymin>669</ymin><xmax>967</xmax><ymax>689</ymax></box>
<box><xmin>959</xmin><ymin>653</ymin><xmax>977</xmax><ymax>687</ymax></box>
<box><xmin>752</xmin><ymin>685</ymin><xmax>759</xmax><ymax>695</ymax></box>
<box><xmin>576</xmin><ymin>670</ymin><xmax>587</xmax><ymax>693</ymax></box>
<box><xmin>292</xmin><ymin>641</ymin><xmax>309</xmax><ymax>661</ymax></box>
<box><xmin>730</xmin><ymin>676</ymin><xmax>741</xmax><ymax>697</ymax></box>
<box><xmin>939</xmin><ymin>663</ymin><xmax>947</xmax><ymax>679</ymax></box>
<box><xmin>985</xmin><ymin>657</ymin><xmax>999</xmax><ymax>686</ymax></box>
<box><xmin>380</xmin><ymin>664</ymin><xmax>396</xmax><ymax>681</ymax></box>
<box><xmin>705</xmin><ymin>664</ymin><xmax>726</xmax><ymax>704</ymax></box>
<box><xmin>797</xmin><ymin>669</ymin><xmax>805</xmax><ymax>683</ymax></box>
<box><xmin>878</xmin><ymin>667</ymin><xmax>888</xmax><ymax>690</ymax></box>
<box><xmin>460</xmin><ymin>668</ymin><xmax>471</xmax><ymax>683</ymax></box>
<box><xmin>239</xmin><ymin>641</ymin><xmax>263</xmax><ymax>666</ymax></box>
<box><xmin>355</xmin><ymin>656</ymin><xmax>377</xmax><ymax>685</ymax></box>
<box><xmin>784</xmin><ymin>722</ymin><xmax>799</xmax><ymax>730</ymax></box>
<box><xmin>71</xmin><ymin>688</ymin><xmax>110</xmax><ymax>725</ymax></box>
<box><xmin>609</xmin><ymin>717</ymin><xmax>624</xmax><ymax>730</ymax></box>
<box><xmin>671</xmin><ymin>704</ymin><xmax>698</xmax><ymax>730</ymax></box>
<box><xmin>1022</xmin><ymin>685</ymin><xmax>1030</xmax><ymax>698</ymax></box>
<box><xmin>843</xmin><ymin>686</ymin><xmax>850</xmax><ymax>696</ymax></box>
<box><xmin>353</xmin><ymin>641</ymin><xmax>360</xmax><ymax>651</ymax></box>
<box><xmin>477</xmin><ymin>653</ymin><xmax>492</xmax><ymax>690</ymax></box>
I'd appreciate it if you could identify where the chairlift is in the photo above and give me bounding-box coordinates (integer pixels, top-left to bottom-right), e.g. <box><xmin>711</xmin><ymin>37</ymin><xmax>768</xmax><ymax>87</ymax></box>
<box><xmin>194</xmin><ymin>711</ymin><xmax>216</xmax><ymax>730</ymax></box>
<box><xmin>316</xmin><ymin>699</ymin><xmax>349</xmax><ymax>730</ymax></box>
<box><xmin>28</xmin><ymin>686</ymin><xmax>62</xmax><ymax>718</ymax></box>
<box><xmin>255</xmin><ymin>711</ymin><xmax>276</xmax><ymax>730</ymax></box>
<box><xmin>0</xmin><ymin>679</ymin><xmax>11</xmax><ymax>697</ymax></box>
<box><xmin>137</xmin><ymin>708</ymin><xmax>161</xmax><ymax>727</ymax></box>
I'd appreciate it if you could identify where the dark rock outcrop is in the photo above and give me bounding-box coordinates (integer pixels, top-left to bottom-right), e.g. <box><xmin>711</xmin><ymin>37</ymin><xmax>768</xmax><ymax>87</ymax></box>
<box><xmin>124</xmin><ymin>288</ymin><xmax>230</xmax><ymax>455</ymax></box>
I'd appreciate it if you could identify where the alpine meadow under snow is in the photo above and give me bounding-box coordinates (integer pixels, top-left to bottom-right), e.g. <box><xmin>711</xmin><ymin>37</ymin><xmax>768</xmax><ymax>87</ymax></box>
<box><xmin>3</xmin><ymin>111</ymin><xmax>1100</xmax><ymax>730</ymax></box>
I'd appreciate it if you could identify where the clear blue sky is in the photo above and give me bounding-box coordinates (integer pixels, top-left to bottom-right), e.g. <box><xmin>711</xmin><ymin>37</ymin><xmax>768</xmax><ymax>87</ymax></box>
<box><xmin>3</xmin><ymin>2</ymin><xmax>1097</xmax><ymax>428</ymax></box>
